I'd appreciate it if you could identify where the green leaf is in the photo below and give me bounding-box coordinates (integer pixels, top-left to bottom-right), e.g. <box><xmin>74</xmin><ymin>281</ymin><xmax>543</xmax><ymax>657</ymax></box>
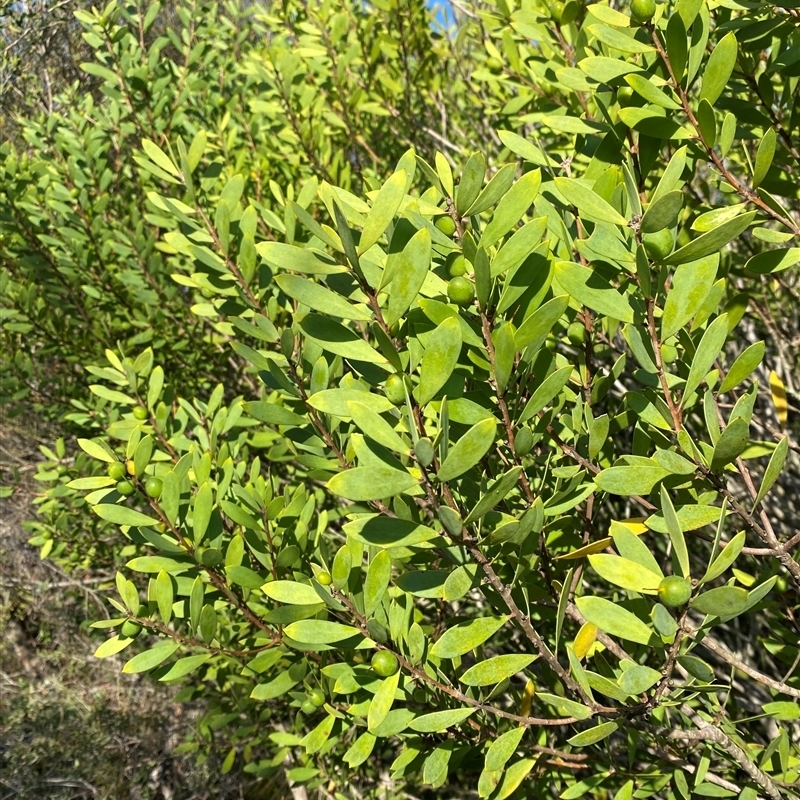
<box><xmin>536</xmin><ymin>693</ymin><xmax>593</xmax><ymax>720</ymax></box>
<box><xmin>328</xmin><ymin>466</ymin><xmax>418</xmax><ymax>501</ymax></box>
<box><xmin>367</xmin><ymin>670</ymin><xmax>400</xmax><ymax>732</ymax></box>
<box><xmin>490</xmin><ymin>218</ymin><xmax>548</xmax><ymax>278</ymax></box>
<box><xmin>611</xmin><ymin>523</ymin><xmax>663</xmax><ymax>578</ymax></box>
<box><xmin>660</xmin><ymin>486</ymin><xmax>690</xmax><ymax>579</ymax></box>
<box><xmin>554</xmin><ymin>178</ymin><xmax>627</xmax><ymax>227</ymax></box>
<box><xmin>699</xmin><ymin>32</ymin><xmax>738</xmax><ymax>107</ymax></box>
<box><xmin>437</xmin><ymin>418</ymin><xmax>497</xmax><ymax>482</ymax></box>
<box><xmin>518</xmin><ymin>366</ymin><xmax>574</xmax><ymax>424</ymax></box>
<box><xmin>307</xmin><ymin>389</ymin><xmax>394</xmax><ymax>417</ymax></box>
<box><xmin>554</xmin><ymin>262</ymin><xmax>634</xmax><ymax>323</ymax></box>
<box><xmin>492</xmin><ymin>322</ymin><xmax>516</xmax><ymax>394</ymax></box>
<box><xmin>641</xmin><ymin>190</ymin><xmax>683</xmax><ymax>233</ymax></box>
<box><xmin>665</xmin><ymin>213</ymin><xmax>755</xmax><ymax>265</ymax></box>
<box><xmin>283</xmin><ymin>620</ymin><xmax>363</xmax><ymax>645</ymax></box>
<box><xmin>244</xmin><ymin>401</ymin><xmax>307</xmax><ymax>427</ymax></box>
<box><xmin>497</xmin><ymin>759</ymin><xmax>535</xmax><ymax>799</ymax></box>
<box><xmin>466</xmin><ymin>163</ymin><xmax>517</xmax><ymax>215</ymax></box>
<box><xmin>226</xmin><ymin>566</ymin><xmax>265</xmax><ymax>589</ymax></box>
<box><xmin>579</xmin><ymin>56</ymin><xmax>642</xmax><ymax>84</ymax></box>
<box><xmin>752</xmin><ymin>128</ymin><xmax>776</xmax><ymax>188</ymax></box>
<box><xmin>155</xmin><ymin>570</ymin><xmax>173</xmax><ymax>624</ymax></box>
<box><xmin>385</xmin><ymin>227</ymin><xmax>431</xmax><ymax>326</ymax></box>
<box><xmin>127</xmin><ymin>556</ymin><xmax>190</xmax><ymax>573</ymax></box>
<box><xmin>302</xmin><ymin>714</ymin><xmax>336</xmax><ymax>754</ymax></box>
<box><xmin>158</xmin><ymin>654</ymin><xmax>211</xmax><ymax>682</ymax></box>
<box><xmin>77</xmin><ymin>438</ymin><xmax>116</xmax><ymax>463</ymax></box>
<box><xmin>588</xmin><ymin>24</ymin><xmax>654</xmax><ymax>54</ymax></box>
<box><xmin>416</xmin><ymin>317</ymin><xmax>462</xmax><ymax>405</ymax></box>
<box><xmin>618</xmin><ymin>665</ymin><xmax>662</xmax><ymax>695</ymax></box>
<box><xmin>762</xmin><ymin>701</ymin><xmax>800</xmax><ymax>722</ymax></box>
<box><xmin>430</xmin><ymin>616</ymin><xmax>508</xmax><ymax>659</ymax></box>
<box><xmin>460</xmin><ymin>654</ymin><xmax>535</xmax><ymax>686</ymax></box>
<box><xmin>719</xmin><ymin>342</ymin><xmax>764</xmax><ymax>394</ymax></box>
<box><xmin>67</xmin><ymin>477</ymin><xmax>116</xmax><ymax>490</ymax></box>
<box><xmin>360</xmin><ymin>170</ymin><xmax>407</xmax><ymax>254</ymax></box>
<box><xmin>141</xmin><ymin>139</ymin><xmax>181</xmax><ymax>177</ymax></box>
<box><xmin>710</xmin><ymin>418</ymin><xmax>749</xmax><ymax>471</ymax></box>
<box><xmin>93</xmin><ymin>504</ymin><xmax>160</xmax><ymax>528</ymax></box>
<box><xmin>409</xmin><ymin>708</ymin><xmax>475</xmax><ymax>733</ymax></box>
<box><xmin>364</xmin><ymin>550</ymin><xmax>392</xmax><ymax>616</ymax></box>
<box><xmin>691</xmin><ymin>586</ymin><xmax>749</xmax><ymax>618</ymax></box>
<box><xmin>754</xmin><ymin>436</ymin><xmax>788</xmax><ymax>508</ymax></box>
<box><xmin>262</xmin><ymin>580</ymin><xmax>321</xmax><ymax>605</ymax></box>
<box><xmin>464</xmin><ymin>467</ymin><xmax>523</xmax><ymax>524</ymax></box>
<box><xmin>745</xmin><ymin>248</ymin><xmax>800</xmax><ymax>275</ymax></box>
<box><xmin>485</xmin><ymin>727</ymin><xmax>525</xmax><ymax>772</ymax></box>
<box><xmin>298</xmin><ymin>314</ymin><xmax>387</xmax><ymax>364</ymax></box>
<box><xmin>515</xmin><ymin>295</ymin><xmax>570</xmax><ymax>352</ymax></box>
<box><xmin>456</xmin><ymin>152</ymin><xmax>486</xmax><ymax>216</ymax></box>
<box><xmin>123</xmin><ymin>642</ymin><xmax>180</xmax><ymax>674</ymax></box>
<box><xmin>256</xmin><ymin>242</ymin><xmax>343</xmax><ymax>275</ymax></box>
<box><xmin>575</xmin><ymin>597</ymin><xmax>653</xmax><ymax>645</ymax></box>
<box><xmin>192</xmin><ymin>482</ymin><xmax>213</xmax><ymax>544</ymax></box>
<box><xmin>594</xmin><ymin>465</ymin><xmax>670</xmax><ymax>496</ymax></box>
<box><xmin>274</xmin><ymin>274</ymin><xmax>371</xmax><ymax>321</ymax></box>
<box><xmin>588</xmin><ymin>554</ymin><xmax>662</xmax><ymax>594</ymax></box>
<box><xmin>624</xmin><ymin>74</ymin><xmax>680</xmax><ymax>110</ymax></box>
<box><xmin>94</xmin><ymin>635</ymin><xmax>135</xmax><ymax>658</ymax></box>
<box><xmin>696</xmin><ymin>99</ymin><xmax>716</xmax><ymax>147</ymax></box>
<box><xmin>480</xmin><ymin>169</ymin><xmax>542</xmax><ymax>248</ymax></box>
<box><xmin>702</xmin><ymin>531</ymin><xmax>745</xmax><ymax>585</ymax></box>
<box><xmin>344</xmin><ymin>732</ymin><xmax>377</xmax><ymax>768</ymax></box>
<box><xmin>348</xmin><ymin>402</ymin><xmax>408</xmax><ymax>454</ymax></box>
<box><xmin>567</xmin><ymin>721</ymin><xmax>618</xmax><ymax>747</ymax></box>
<box><xmin>681</xmin><ymin>313</ymin><xmax>729</xmax><ymax>405</ymax></box>
<box><xmin>343</xmin><ymin>516</ymin><xmax>439</xmax><ymax>548</ymax></box>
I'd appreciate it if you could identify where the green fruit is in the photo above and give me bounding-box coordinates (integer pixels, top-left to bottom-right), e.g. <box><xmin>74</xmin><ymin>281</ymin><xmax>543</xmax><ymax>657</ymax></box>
<box><xmin>661</xmin><ymin>344</ymin><xmax>678</xmax><ymax>364</ymax></box>
<box><xmin>414</xmin><ymin>437</ymin><xmax>435</xmax><ymax>467</ymax></box>
<box><xmin>371</xmin><ymin>650</ymin><xmax>400</xmax><ymax>677</ymax></box>
<box><xmin>317</xmin><ymin>571</ymin><xmax>332</xmax><ymax>586</ymax></box>
<box><xmin>300</xmin><ymin>700</ymin><xmax>317</xmax><ymax>715</ymax></box>
<box><xmin>514</xmin><ymin>426</ymin><xmax>534</xmax><ymax>457</ymax></box>
<box><xmin>116</xmin><ymin>480</ymin><xmax>135</xmax><ymax>496</ymax></box>
<box><xmin>447</xmin><ymin>253</ymin><xmax>467</xmax><ymax>278</ymax></box>
<box><xmin>435</xmin><ymin>215</ymin><xmax>457</xmax><ymax>236</ymax></box>
<box><xmin>120</xmin><ymin>619</ymin><xmax>142</xmax><ymax>639</ymax></box>
<box><xmin>657</xmin><ymin>576</ymin><xmax>692</xmax><ymax>608</ymax></box>
<box><xmin>775</xmin><ymin>576</ymin><xmax>788</xmax><ymax>593</ymax></box>
<box><xmin>413</xmin><ymin>688</ymin><xmax>427</xmax><ymax>703</ymax></box>
<box><xmin>630</xmin><ymin>0</ymin><xmax>655</xmax><ymax>23</ymax></box>
<box><xmin>486</xmin><ymin>57</ymin><xmax>503</xmax><ymax>71</ymax></box>
<box><xmin>108</xmin><ymin>462</ymin><xmax>126</xmax><ymax>481</ymax></box>
<box><xmin>447</xmin><ymin>276</ymin><xmax>475</xmax><ymax>307</ymax></box>
<box><xmin>567</xmin><ymin>321</ymin><xmax>587</xmax><ymax>346</ymax></box>
<box><xmin>133</xmin><ymin>406</ymin><xmax>148</xmax><ymax>420</ymax></box>
<box><xmin>385</xmin><ymin>373</ymin><xmax>407</xmax><ymax>405</ymax></box>
<box><xmin>617</xmin><ymin>86</ymin><xmax>636</xmax><ymax>107</ymax></box>
<box><xmin>144</xmin><ymin>477</ymin><xmax>163</xmax><ymax>498</ymax></box>
<box><xmin>643</xmin><ymin>228</ymin><xmax>675</xmax><ymax>261</ymax></box>
<box><xmin>551</xmin><ymin>0</ymin><xmax>565</xmax><ymax>23</ymax></box>
<box><xmin>308</xmin><ymin>688</ymin><xmax>326</xmax><ymax>707</ymax></box>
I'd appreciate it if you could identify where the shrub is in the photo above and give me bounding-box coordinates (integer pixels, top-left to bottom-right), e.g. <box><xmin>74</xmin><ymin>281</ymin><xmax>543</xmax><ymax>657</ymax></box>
<box><xmin>3</xmin><ymin>0</ymin><xmax>800</xmax><ymax>797</ymax></box>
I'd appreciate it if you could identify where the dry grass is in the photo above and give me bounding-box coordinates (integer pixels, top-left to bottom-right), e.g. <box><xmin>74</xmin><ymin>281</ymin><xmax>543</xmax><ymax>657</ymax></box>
<box><xmin>0</xmin><ymin>420</ymin><xmax>257</xmax><ymax>800</ymax></box>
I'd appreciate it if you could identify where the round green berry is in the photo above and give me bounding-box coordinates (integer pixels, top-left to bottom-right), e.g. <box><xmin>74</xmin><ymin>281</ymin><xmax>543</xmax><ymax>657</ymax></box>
<box><xmin>630</xmin><ymin>0</ymin><xmax>655</xmax><ymax>23</ymax></box>
<box><xmin>308</xmin><ymin>688</ymin><xmax>326</xmax><ymax>707</ymax></box>
<box><xmin>551</xmin><ymin>0</ymin><xmax>565</xmax><ymax>23</ymax></box>
<box><xmin>435</xmin><ymin>216</ymin><xmax>457</xmax><ymax>237</ymax></box>
<box><xmin>371</xmin><ymin>650</ymin><xmax>400</xmax><ymax>677</ymax></box>
<box><xmin>108</xmin><ymin>462</ymin><xmax>126</xmax><ymax>481</ymax></box>
<box><xmin>385</xmin><ymin>373</ymin><xmax>408</xmax><ymax>406</ymax></box>
<box><xmin>775</xmin><ymin>576</ymin><xmax>788</xmax><ymax>593</ymax></box>
<box><xmin>567</xmin><ymin>321</ymin><xmax>587</xmax><ymax>347</ymax></box>
<box><xmin>617</xmin><ymin>86</ymin><xmax>636</xmax><ymax>107</ymax></box>
<box><xmin>116</xmin><ymin>480</ymin><xmax>135</xmax><ymax>497</ymax></box>
<box><xmin>514</xmin><ymin>426</ymin><xmax>534</xmax><ymax>457</ymax></box>
<box><xmin>120</xmin><ymin>619</ymin><xmax>142</xmax><ymax>639</ymax></box>
<box><xmin>144</xmin><ymin>477</ymin><xmax>163</xmax><ymax>498</ymax></box>
<box><xmin>643</xmin><ymin>228</ymin><xmax>675</xmax><ymax>261</ymax></box>
<box><xmin>486</xmin><ymin>57</ymin><xmax>503</xmax><ymax>71</ymax></box>
<box><xmin>447</xmin><ymin>253</ymin><xmax>467</xmax><ymax>278</ymax></box>
<box><xmin>133</xmin><ymin>406</ymin><xmax>148</xmax><ymax>421</ymax></box>
<box><xmin>300</xmin><ymin>700</ymin><xmax>317</xmax><ymax>715</ymax></box>
<box><xmin>447</xmin><ymin>276</ymin><xmax>475</xmax><ymax>307</ymax></box>
<box><xmin>317</xmin><ymin>571</ymin><xmax>332</xmax><ymax>586</ymax></box>
<box><xmin>657</xmin><ymin>576</ymin><xmax>692</xmax><ymax>608</ymax></box>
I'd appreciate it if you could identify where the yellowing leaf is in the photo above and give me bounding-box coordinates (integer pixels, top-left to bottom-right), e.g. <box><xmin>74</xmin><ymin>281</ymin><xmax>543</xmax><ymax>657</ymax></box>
<box><xmin>769</xmin><ymin>370</ymin><xmax>788</xmax><ymax>427</ymax></box>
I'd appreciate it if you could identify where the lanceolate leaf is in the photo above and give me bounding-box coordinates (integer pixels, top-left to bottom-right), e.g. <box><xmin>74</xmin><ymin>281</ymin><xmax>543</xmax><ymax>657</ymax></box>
<box><xmin>328</xmin><ymin>466</ymin><xmax>418</xmax><ymax>501</ymax></box>
<box><xmin>460</xmin><ymin>654</ymin><xmax>536</xmax><ymax>686</ymax></box>
<box><xmin>385</xmin><ymin>227</ymin><xmax>431</xmax><ymax>326</ymax></box>
<box><xmin>554</xmin><ymin>178</ymin><xmax>627</xmax><ymax>226</ymax></box>
<box><xmin>665</xmin><ymin>213</ymin><xmax>756</xmax><ymax>265</ymax></box>
<box><xmin>430</xmin><ymin>616</ymin><xmax>508</xmax><ymax>659</ymax></box>
<box><xmin>575</xmin><ymin>596</ymin><xmax>653</xmax><ymax>645</ymax></box>
<box><xmin>681</xmin><ymin>313</ymin><xmax>729</xmax><ymax>405</ymax></box>
<box><xmin>554</xmin><ymin>262</ymin><xmax>634</xmax><ymax>323</ymax></box>
<box><xmin>437</xmin><ymin>418</ymin><xmax>497</xmax><ymax>482</ymax></box>
<box><xmin>359</xmin><ymin>169</ymin><xmax>407</xmax><ymax>254</ymax></box>
<box><xmin>699</xmin><ymin>32</ymin><xmax>738</xmax><ymax>107</ymax></box>
<box><xmin>416</xmin><ymin>317</ymin><xmax>462</xmax><ymax>405</ymax></box>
